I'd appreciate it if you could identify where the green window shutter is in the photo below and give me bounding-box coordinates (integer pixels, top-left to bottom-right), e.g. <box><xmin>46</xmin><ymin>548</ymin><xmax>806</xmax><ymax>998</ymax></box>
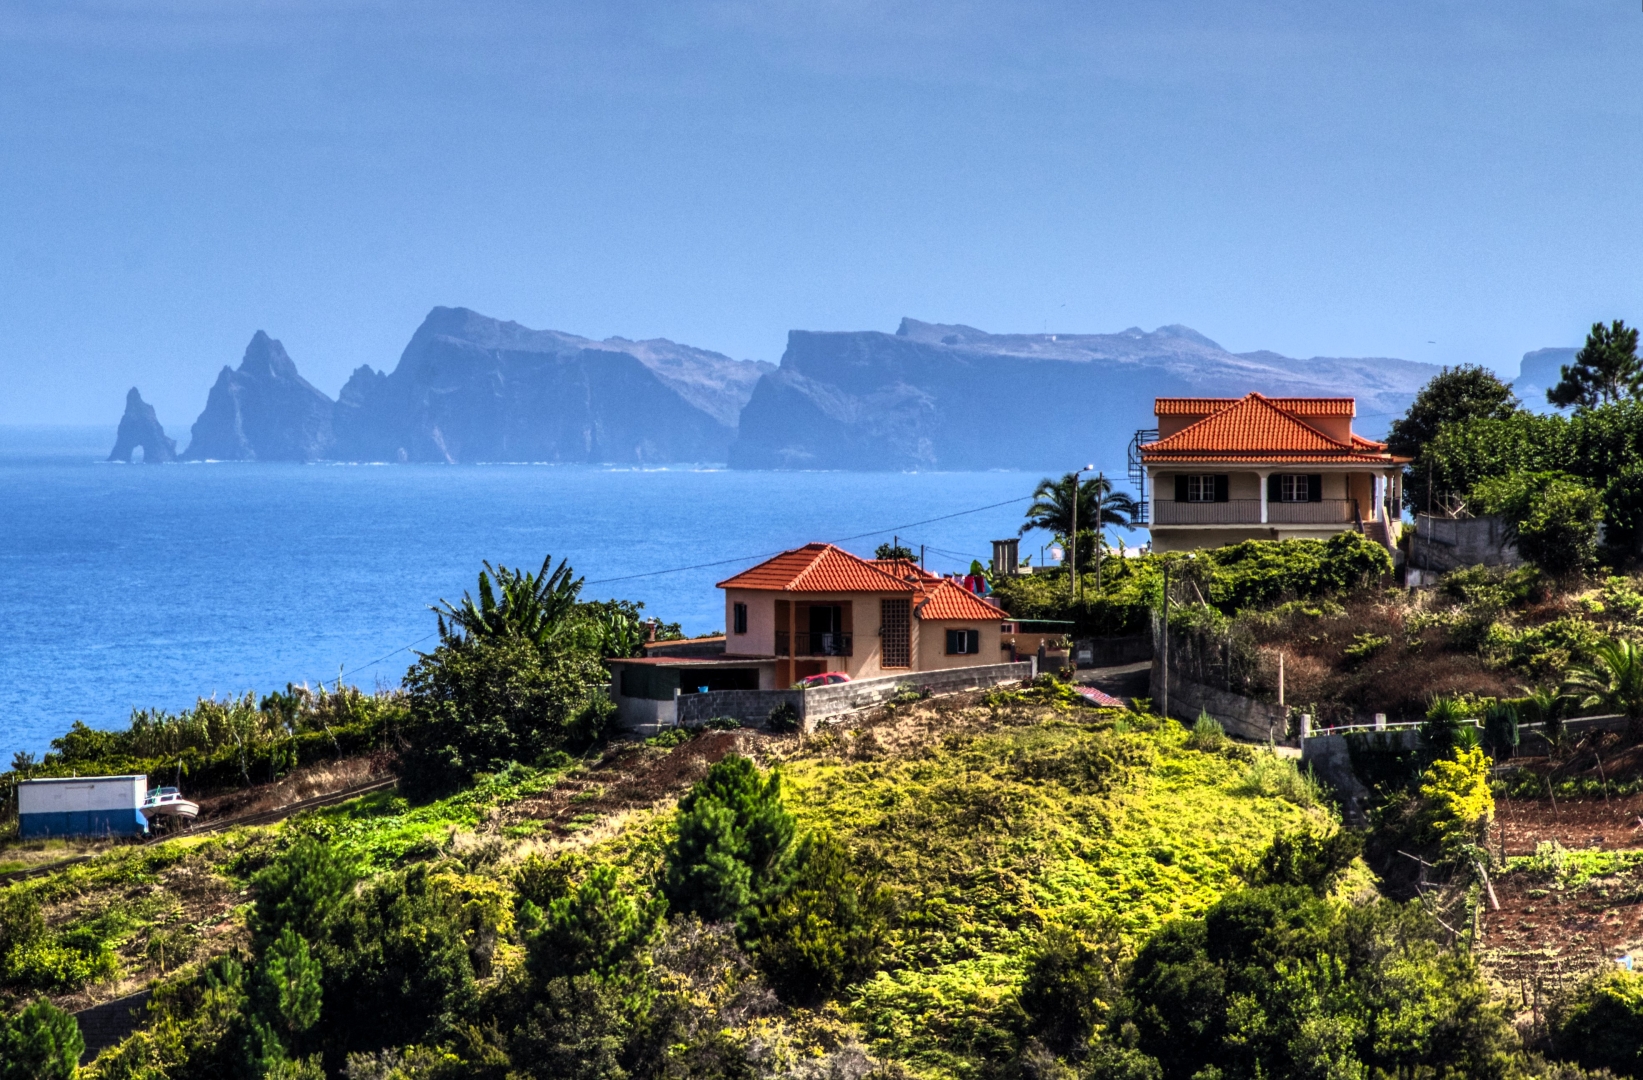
<box><xmin>1309</xmin><ymin>474</ymin><xmax>1324</xmax><ymax>502</ymax></box>
<box><xmin>1174</xmin><ymin>475</ymin><xmax>1187</xmax><ymax>501</ymax></box>
<box><xmin>1214</xmin><ymin>475</ymin><xmax>1229</xmax><ymax>502</ymax></box>
<box><xmin>966</xmin><ymin>629</ymin><xmax>980</xmax><ymax>654</ymax></box>
<box><xmin>945</xmin><ymin>629</ymin><xmax>960</xmax><ymax>654</ymax></box>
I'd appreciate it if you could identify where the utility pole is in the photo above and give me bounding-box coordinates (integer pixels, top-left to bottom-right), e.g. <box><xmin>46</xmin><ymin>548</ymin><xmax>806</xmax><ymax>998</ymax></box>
<box><xmin>1160</xmin><ymin>558</ymin><xmax>1170</xmax><ymax>720</ymax></box>
<box><xmin>1094</xmin><ymin>471</ymin><xmax>1105</xmax><ymax>595</ymax></box>
<box><xmin>1069</xmin><ymin>470</ymin><xmax>1078</xmax><ymax>603</ymax></box>
<box><xmin>919</xmin><ymin>544</ymin><xmax>925</xmax><ymax>571</ymax></box>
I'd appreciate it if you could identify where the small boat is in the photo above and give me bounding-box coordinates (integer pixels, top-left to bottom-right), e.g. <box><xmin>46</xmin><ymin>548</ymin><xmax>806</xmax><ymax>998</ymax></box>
<box><xmin>141</xmin><ymin>786</ymin><xmax>199</xmax><ymax>823</ymax></box>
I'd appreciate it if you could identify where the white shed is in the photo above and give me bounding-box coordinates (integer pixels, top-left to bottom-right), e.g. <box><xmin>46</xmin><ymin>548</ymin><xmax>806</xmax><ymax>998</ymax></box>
<box><xmin>17</xmin><ymin>775</ymin><xmax>148</xmax><ymax>839</ymax></box>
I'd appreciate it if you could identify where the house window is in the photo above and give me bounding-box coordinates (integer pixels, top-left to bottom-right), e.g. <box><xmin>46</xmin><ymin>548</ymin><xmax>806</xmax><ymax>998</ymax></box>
<box><xmin>1280</xmin><ymin>475</ymin><xmax>1310</xmax><ymax>502</ymax></box>
<box><xmin>1175</xmin><ymin>474</ymin><xmax>1228</xmax><ymax>502</ymax></box>
<box><xmin>881</xmin><ymin>599</ymin><xmax>911</xmax><ymax>668</ymax></box>
<box><xmin>945</xmin><ymin>628</ymin><xmax>981</xmax><ymax>655</ymax></box>
<box><xmin>732</xmin><ymin>602</ymin><xmax>748</xmax><ymax>635</ymax></box>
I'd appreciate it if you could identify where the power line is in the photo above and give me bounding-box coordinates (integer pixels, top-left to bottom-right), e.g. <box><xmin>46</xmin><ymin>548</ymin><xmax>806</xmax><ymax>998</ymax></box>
<box><xmin>583</xmin><ymin>494</ymin><xmax>1033</xmax><ymax>585</ymax></box>
<box><xmin>326</xmin><ymin>492</ymin><xmax>1035</xmax><ymax>683</ymax></box>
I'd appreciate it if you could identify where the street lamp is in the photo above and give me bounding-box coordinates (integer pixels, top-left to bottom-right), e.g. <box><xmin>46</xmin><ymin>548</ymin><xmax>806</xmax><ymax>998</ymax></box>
<box><xmin>1069</xmin><ymin>463</ymin><xmax>1094</xmax><ymax>602</ymax></box>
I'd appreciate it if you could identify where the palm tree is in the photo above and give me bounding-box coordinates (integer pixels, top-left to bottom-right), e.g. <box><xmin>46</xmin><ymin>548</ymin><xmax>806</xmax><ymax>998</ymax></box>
<box><xmin>1565</xmin><ymin>638</ymin><xmax>1643</xmax><ymax>735</ymax></box>
<box><xmin>433</xmin><ymin>554</ymin><xmax>584</xmax><ymax>652</ymax></box>
<box><xmin>1518</xmin><ymin>683</ymin><xmax>1567</xmax><ymax>755</ymax></box>
<box><xmin>1020</xmin><ymin>473</ymin><xmax>1138</xmax><ymax>589</ymax></box>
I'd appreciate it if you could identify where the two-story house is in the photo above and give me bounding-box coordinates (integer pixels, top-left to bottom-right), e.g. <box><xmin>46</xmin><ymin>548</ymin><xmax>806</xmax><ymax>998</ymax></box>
<box><xmin>1136</xmin><ymin>393</ymin><xmax>1408</xmax><ymax>553</ymax></box>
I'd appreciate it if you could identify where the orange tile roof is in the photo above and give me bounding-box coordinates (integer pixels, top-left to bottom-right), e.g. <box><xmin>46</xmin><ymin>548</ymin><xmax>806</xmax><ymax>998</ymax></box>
<box><xmin>1156</xmin><ymin>396</ymin><xmax>1356</xmax><ymax>417</ymax></box>
<box><xmin>913</xmin><ymin>578</ymin><xmax>1007</xmax><ymax>622</ymax></box>
<box><xmin>1141</xmin><ymin>393</ymin><xmax>1406</xmax><ymax>464</ymax></box>
<box><xmin>717</xmin><ymin>544</ymin><xmax>914</xmax><ymax>593</ymax></box>
<box><xmin>870</xmin><ymin>558</ymin><xmax>943</xmax><ymax>583</ymax></box>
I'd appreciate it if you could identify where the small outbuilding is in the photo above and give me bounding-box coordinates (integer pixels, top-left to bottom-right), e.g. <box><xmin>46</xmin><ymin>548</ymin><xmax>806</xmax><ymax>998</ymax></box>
<box><xmin>17</xmin><ymin>775</ymin><xmax>149</xmax><ymax>839</ymax></box>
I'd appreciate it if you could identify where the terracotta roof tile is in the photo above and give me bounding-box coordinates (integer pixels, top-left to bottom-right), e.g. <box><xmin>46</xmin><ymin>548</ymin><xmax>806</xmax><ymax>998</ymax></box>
<box><xmin>914</xmin><ymin>579</ymin><xmax>1007</xmax><ymax>622</ymax></box>
<box><xmin>1144</xmin><ymin>393</ymin><xmax>1350</xmax><ymax>455</ymax></box>
<box><xmin>1156</xmin><ymin>396</ymin><xmax>1356</xmax><ymax>417</ymax></box>
<box><xmin>717</xmin><ymin>544</ymin><xmax>915</xmax><ymax>593</ymax></box>
<box><xmin>870</xmin><ymin>558</ymin><xmax>943</xmax><ymax>583</ymax></box>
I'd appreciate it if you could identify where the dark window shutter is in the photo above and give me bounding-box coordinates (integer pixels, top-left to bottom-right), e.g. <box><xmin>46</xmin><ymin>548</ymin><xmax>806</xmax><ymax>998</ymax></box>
<box><xmin>1268</xmin><ymin>474</ymin><xmax>1281</xmax><ymax>503</ymax></box>
<box><xmin>1214</xmin><ymin>475</ymin><xmax>1229</xmax><ymax>502</ymax></box>
<box><xmin>1309</xmin><ymin>474</ymin><xmax>1324</xmax><ymax>502</ymax></box>
<box><xmin>967</xmin><ymin>629</ymin><xmax>981</xmax><ymax>654</ymax></box>
<box><xmin>946</xmin><ymin>629</ymin><xmax>960</xmax><ymax>654</ymax></box>
<box><xmin>1174</xmin><ymin>475</ymin><xmax>1187</xmax><ymax>502</ymax></box>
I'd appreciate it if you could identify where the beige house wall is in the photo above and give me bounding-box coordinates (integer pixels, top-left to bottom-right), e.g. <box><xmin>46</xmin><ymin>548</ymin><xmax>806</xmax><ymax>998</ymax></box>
<box><xmin>914</xmin><ymin>619</ymin><xmax>1005</xmax><ymax>672</ymax></box>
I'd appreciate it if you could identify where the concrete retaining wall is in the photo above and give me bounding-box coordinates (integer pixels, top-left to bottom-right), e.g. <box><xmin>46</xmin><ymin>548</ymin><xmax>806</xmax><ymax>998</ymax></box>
<box><xmin>1408</xmin><ymin>513</ymin><xmax>1521</xmax><ymax>578</ymax></box>
<box><xmin>675</xmin><ymin>662</ymin><xmax>1033</xmax><ymax>732</ymax></box>
<box><xmin>1150</xmin><ymin>657</ymin><xmax>1293</xmax><ymax>745</ymax></box>
<box><xmin>677</xmin><ymin>689</ymin><xmax>805</xmax><ymax>730</ymax></box>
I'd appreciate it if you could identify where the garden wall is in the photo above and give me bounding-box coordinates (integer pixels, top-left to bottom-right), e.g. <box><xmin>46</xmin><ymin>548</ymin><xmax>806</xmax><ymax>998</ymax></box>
<box><xmin>1407</xmin><ymin>513</ymin><xmax>1521</xmax><ymax>580</ymax></box>
<box><xmin>1073</xmin><ymin>634</ymin><xmax>1153</xmax><ymax>668</ymax></box>
<box><xmin>675</xmin><ymin>662</ymin><xmax>1033</xmax><ymax>732</ymax></box>
<box><xmin>1150</xmin><ymin>655</ymin><xmax>1294</xmax><ymax>746</ymax></box>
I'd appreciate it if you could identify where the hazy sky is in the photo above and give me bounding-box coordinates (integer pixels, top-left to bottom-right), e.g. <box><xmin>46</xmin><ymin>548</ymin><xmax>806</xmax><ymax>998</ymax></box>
<box><xmin>2</xmin><ymin>1</ymin><xmax>1640</xmax><ymax>427</ymax></box>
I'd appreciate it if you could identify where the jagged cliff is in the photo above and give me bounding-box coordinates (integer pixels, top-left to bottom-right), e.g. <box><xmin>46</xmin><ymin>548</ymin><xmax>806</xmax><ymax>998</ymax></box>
<box><xmin>728</xmin><ymin>319</ymin><xmax>1443</xmax><ymax>471</ymax></box>
<box><xmin>182</xmin><ymin>332</ymin><xmax>336</xmax><ymax>461</ymax></box>
<box><xmin>332</xmin><ymin>307</ymin><xmax>771</xmax><ymax>463</ymax></box>
<box><xmin>107</xmin><ymin>388</ymin><xmax>177</xmax><ymax>463</ymax></box>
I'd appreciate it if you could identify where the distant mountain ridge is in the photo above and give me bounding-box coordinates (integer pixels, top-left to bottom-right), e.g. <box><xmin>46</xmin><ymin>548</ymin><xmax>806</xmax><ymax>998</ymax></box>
<box><xmin>114</xmin><ymin>310</ymin><xmax>1451</xmax><ymax>469</ymax></box>
<box><xmin>729</xmin><ymin>319</ymin><xmax>1443</xmax><ymax>470</ymax></box>
<box><xmin>167</xmin><ymin>307</ymin><xmax>772</xmax><ymax>463</ymax></box>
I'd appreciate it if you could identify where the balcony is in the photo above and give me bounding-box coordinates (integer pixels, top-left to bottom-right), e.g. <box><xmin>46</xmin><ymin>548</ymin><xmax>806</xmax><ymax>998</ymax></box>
<box><xmin>775</xmin><ymin>631</ymin><xmax>853</xmax><ymax>657</ymax></box>
<box><xmin>1153</xmin><ymin>499</ymin><xmax>1261</xmax><ymax>525</ymax></box>
<box><xmin>1269</xmin><ymin>500</ymin><xmax>1355</xmax><ymax>524</ymax></box>
<box><xmin>1153</xmin><ymin>499</ymin><xmax>1357</xmax><ymax>526</ymax></box>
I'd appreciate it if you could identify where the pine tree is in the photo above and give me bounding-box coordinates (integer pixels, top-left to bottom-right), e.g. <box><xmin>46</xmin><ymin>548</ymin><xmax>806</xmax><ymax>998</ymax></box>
<box><xmin>1549</xmin><ymin>319</ymin><xmax>1643</xmax><ymax>409</ymax></box>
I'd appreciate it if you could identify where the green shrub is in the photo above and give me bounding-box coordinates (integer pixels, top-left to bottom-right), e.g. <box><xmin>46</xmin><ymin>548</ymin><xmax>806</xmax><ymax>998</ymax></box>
<box><xmin>1474</xmin><ymin>472</ymin><xmax>1604</xmax><ymax>575</ymax></box>
<box><xmin>1555</xmin><ymin>969</ymin><xmax>1643</xmax><ymax>1076</ymax></box>
<box><xmin>0</xmin><ymin>998</ymin><xmax>84</xmax><ymax>1080</ymax></box>
<box><xmin>766</xmin><ymin>702</ymin><xmax>800</xmax><ymax>733</ymax></box>
<box><xmin>251</xmin><ymin>837</ymin><xmax>357</xmax><ymax>949</ymax></box>
<box><xmin>527</xmin><ymin>863</ymin><xmax>657</xmax><ymax>982</ymax></box>
<box><xmin>400</xmin><ymin>635</ymin><xmax>614</xmax><ymax>799</ymax></box>
<box><xmin>1019</xmin><ymin>924</ymin><xmax>1124</xmax><ymax>1058</ymax></box>
<box><xmin>750</xmin><ymin>834</ymin><xmax>893</xmax><ymax>1006</ymax></box>
<box><xmin>316</xmin><ymin>863</ymin><xmax>482</xmax><ymax>1058</ymax></box>
<box><xmin>1420</xmin><ymin>696</ymin><xmax>1471</xmax><ymax>759</ymax></box>
<box><xmin>1234</xmin><ymin>753</ymin><xmax>1329</xmax><ymax>810</ymax></box>
<box><xmin>644</xmin><ymin>727</ymin><xmax>693</xmax><ymax>749</ymax></box>
<box><xmin>1484</xmin><ymin>702</ymin><xmax>1520</xmax><ymax>759</ymax></box>
<box><xmin>1185</xmin><ymin>713</ymin><xmax>1226</xmax><ymax>752</ymax></box>
<box><xmin>662</xmin><ymin>754</ymin><xmax>797</xmax><ymax>926</ymax></box>
<box><xmin>1249</xmin><ymin>829</ymin><xmax>1361</xmax><ymax>895</ymax></box>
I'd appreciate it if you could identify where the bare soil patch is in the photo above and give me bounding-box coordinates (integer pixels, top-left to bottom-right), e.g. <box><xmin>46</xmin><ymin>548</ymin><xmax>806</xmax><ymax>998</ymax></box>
<box><xmin>193</xmin><ymin>751</ymin><xmax>396</xmax><ymax>823</ymax></box>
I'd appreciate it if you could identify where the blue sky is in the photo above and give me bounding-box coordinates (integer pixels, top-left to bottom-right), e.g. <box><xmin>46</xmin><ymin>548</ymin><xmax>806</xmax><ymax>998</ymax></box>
<box><xmin>2</xmin><ymin>0</ymin><xmax>1640</xmax><ymax>426</ymax></box>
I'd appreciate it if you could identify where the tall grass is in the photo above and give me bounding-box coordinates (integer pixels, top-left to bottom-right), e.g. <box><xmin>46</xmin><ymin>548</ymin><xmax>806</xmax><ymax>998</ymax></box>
<box><xmin>1236</xmin><ymin>751</ymin><xmax>1330</xmax><ymax>809</ymax></box>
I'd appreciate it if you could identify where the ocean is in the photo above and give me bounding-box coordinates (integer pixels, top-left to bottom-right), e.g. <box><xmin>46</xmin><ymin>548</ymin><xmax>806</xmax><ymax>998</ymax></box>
<box><xmin>0</xmin><ymin>426</ymin><xmax>1059</xmax><ymax>760</ymax></box>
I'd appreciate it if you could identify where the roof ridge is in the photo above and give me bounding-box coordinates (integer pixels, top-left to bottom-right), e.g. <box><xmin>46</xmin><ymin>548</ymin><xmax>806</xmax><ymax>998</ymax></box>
<box><xmin>1143</xmin><ymin>392</ymin><xmax>1356</xmax><ymax>454</ymax></box>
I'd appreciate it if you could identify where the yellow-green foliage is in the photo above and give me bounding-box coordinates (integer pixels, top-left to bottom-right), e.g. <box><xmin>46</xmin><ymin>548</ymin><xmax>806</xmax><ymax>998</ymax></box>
<box><xmin>775</xmin><ymin>714</ymin><xmax>1326</xmax><ymax>1078</ymax></box>
<box><xmin>1416</xmin><ymin>746</ymin><xmax>1495</xmax><ymax>849</ymax></box>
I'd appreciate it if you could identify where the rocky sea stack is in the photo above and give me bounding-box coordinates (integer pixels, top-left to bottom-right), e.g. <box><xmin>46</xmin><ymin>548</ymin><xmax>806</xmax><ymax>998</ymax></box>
<box><xmin>182</xmin><ymin>331</ymin><xmax>336</xmax><ymax>461</ymax></box>
<box><xmin>107</xmin><ymin>388</ymin><xmax>177</xmax><ymax>463</ymax></box>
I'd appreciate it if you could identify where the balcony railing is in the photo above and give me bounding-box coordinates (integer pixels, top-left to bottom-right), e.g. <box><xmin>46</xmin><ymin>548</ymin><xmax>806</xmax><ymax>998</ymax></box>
<box><xmin>1269</xmin><ymin>499</ymin><xmax>1355</xmax><ymax>524</ymax></box>
<box><xmin>1152</xmin><ymin>499</ymin><xmax>1357</xmax><ymax>526</ymax></box>
<box><xmin>1153</xmin><ymin>499</ymin><xmax>1261</xmax><ymax>525</ymax></box>
<box><xmin>775</xmin><ymin>631</ymin><xmax>853</xmax><ymax>657</ymax></box>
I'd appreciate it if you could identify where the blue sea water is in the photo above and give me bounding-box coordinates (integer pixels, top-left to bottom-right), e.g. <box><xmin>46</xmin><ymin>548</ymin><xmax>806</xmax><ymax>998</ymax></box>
<box><xmin>0</xmin><ymin>426</ymin><xmax>1055</xmax><ymax>760</ymax></box>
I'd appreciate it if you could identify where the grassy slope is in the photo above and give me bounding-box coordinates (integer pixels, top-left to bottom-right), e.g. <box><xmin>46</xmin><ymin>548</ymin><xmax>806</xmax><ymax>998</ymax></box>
<box><xmin>8</xmin><ymin>695</ymin><xmax>1330</xmax><ymax>1079</ymax></box>
<box><xmin>771</xmin><ymin>700</ymin><xmax>1324</xmax><ymax>1077</ymax></box>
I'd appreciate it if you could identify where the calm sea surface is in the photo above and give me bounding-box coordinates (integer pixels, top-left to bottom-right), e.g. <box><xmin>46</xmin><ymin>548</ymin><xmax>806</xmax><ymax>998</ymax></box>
<box><xmin>0</xmin><ymin>426</ymin><xmax>1053</xmax><ymax>759</ymax></box>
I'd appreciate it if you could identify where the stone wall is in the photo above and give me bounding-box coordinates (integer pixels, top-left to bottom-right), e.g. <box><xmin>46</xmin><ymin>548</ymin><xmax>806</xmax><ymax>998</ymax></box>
<box><xmin>676</xmin><ymin>689</ymin><xmax>805</xmax><ymax>730</ymax></box>
<box><xmin>1408</xmin><ymin>513</ymin><xmax>1521</xmax><ymax>577</ymax></box>
<box><xmin>675</xmin><ymin>662</ymin><xmax>1032</xmax><ymax>732</ymax></box>
<box><xmin>1300</xmin><ymin>730</ymin><xmax>1416</xmax><ymax>825</ymax></box>
<box><xmin>1150</xmin><ymin>656</ymin><xmax>1293</xmax><ymax>745</ymax></box>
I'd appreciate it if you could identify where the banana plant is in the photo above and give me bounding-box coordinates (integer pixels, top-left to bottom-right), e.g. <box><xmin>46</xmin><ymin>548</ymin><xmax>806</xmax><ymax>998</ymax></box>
<box><xmin>433</xmin><ymin>554</ymin><xmax>585</xmax><ymax>652</ymax></box>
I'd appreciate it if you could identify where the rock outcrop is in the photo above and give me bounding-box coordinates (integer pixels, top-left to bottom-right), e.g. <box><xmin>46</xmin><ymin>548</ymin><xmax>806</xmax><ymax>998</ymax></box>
<box><xmin>107</xmin><ymin>388</ymin><xmax>178</xmax><ymax>463</ymax></box>
<box><xmin>1512</xmin><ymin>347</ymin><xmax>1578</xmax><ymax>412</ymax></box>
<box><xmin>182</xmin><ymin>332</ymin><xmax>336</xmax><ymax>461</ymax></box>
<box><xmin>331</xmin><ymin>307</ymin><xmax>771</xmax><ymax>463</ymax></box>
<box><xmin>729</xmin><ymin>319</ymin><xmax>1443</xmax><ymax>471</ymax></box>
